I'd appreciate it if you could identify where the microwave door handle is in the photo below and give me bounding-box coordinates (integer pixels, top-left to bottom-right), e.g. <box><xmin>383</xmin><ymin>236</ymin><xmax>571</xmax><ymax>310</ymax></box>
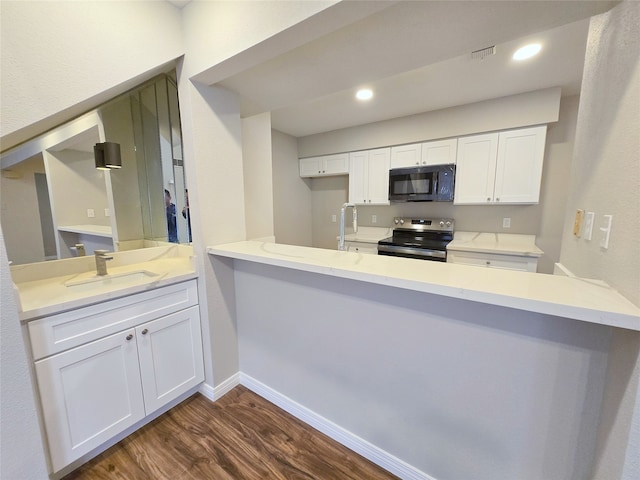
<box><xmin>433</xmin><ymin>172</ymin><xmax>438</xmax><ymax>194</ymax></box>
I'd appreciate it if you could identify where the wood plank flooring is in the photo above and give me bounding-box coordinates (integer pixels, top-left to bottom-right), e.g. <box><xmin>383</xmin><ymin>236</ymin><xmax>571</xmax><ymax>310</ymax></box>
<box><xmin>63</xmin><ymin>385</ymin><xmax>399</xmax><ymax>480</ymax></box>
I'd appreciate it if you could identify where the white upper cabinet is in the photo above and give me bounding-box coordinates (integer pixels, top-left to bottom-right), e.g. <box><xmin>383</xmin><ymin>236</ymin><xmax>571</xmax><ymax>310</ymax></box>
<box><xmin>390</xmin><ymin>139</ymin><xmax>457</xmax><ymax>168</ymax></box>
<box><xmin>349</xmin><ymin>148</ymin><xmax>390</xmax><ymax>205</ymax></box>
<box><xmin>299</xmin><ymin>153</ymin><xmax>349</xmax><ymax>177</ymax></box>
<box><xmin>454</xmin><ymin>126</ymin><xmax>547</xmax><ymax>205</ymax></box>
<box><xmin>390</xmin><ymin>143</ymin><xmax>422</xmax><ymax>168</ymax></box>
<box><xmin>494</xmin><ymin>126</ymin><xmax>547</xmax><ymax>204</ymax></box>
<box><xmin>421</xmin><ymin>138</ymin><xmax>458</xmax><ymax>166</ymax></box>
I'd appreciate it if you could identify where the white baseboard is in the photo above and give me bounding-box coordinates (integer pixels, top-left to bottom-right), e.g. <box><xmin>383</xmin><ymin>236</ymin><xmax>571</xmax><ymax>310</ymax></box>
<box><xmin>198</xmin><ymin>372</ymin><xmax>240</xmax><ymax>402</ymax></box>
<box><xmin>239</xmin><ymin>373</ymin><xmax>434</xmax><ymax>480</ymax></box>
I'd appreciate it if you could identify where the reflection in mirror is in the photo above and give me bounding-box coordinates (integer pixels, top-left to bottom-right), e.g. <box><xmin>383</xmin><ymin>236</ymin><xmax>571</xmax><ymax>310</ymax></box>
<box><xmin>0</xmin><ymin>72</ymin><xmax>188</xmax><ymax>265</ymax></box>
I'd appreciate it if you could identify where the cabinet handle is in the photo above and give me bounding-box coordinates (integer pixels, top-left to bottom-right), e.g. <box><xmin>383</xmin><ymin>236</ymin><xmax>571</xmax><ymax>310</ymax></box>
<box><xmin>496</xmin><ymin>197</ymin><xmax>500</xmax><ymax>202</ymax></box>
<box><xmin>487</xmin><ymin>197</ymin><xmax>491</xmax><ymax>202</ymax></box>
<box><xmin>486</xmin><ymin>261</ymin><xmax>491</xmax><ymax>265</ymax></box>
<box><xmin>141</xmin><ymin>329</ymin><xmax>149</xmax><ymax>335</ymax></box>
<box><xmin>126</xmin><ymin>334</ymin><xmax>133</xmax><ymax>341</ymax></box>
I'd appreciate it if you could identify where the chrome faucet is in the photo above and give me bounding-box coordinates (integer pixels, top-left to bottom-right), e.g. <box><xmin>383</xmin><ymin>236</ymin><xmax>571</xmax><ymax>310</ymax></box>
<box><xmin>338</xmin><ymin>202</ymin><xmax>358</xmax><ymax>251</ymax></box>
<box><xmin>94</xmin><ymin>249</ymin><xmax>113</xmax><ymax>276</ymax></box>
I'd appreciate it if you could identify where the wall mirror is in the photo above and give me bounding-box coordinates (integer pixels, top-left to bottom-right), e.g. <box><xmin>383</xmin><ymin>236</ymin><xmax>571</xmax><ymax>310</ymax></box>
<box><xmin>0</xmin><ymin>72</ymin><xmax>190</xmax><ymax>265</ymax></box>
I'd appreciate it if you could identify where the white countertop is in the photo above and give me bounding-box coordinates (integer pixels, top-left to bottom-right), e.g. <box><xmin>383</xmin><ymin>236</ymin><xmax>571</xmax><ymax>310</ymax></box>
<box><xmin>11</xmin><ymin>245</ymin><xmax>197</xmax><ymax>321</ymax></box>
<box><xmin>447</xmin><ymin>231</ymin><xmax>543</xmax><ymax>257</ymax></box>
<box><xmin>207</xmin><ymin>241</ymin><xmax>640</xmax><ymax>331</ymax></box>
<box><xmin>340</xmin><ymin>226</ymin><xmax>393</xmax><ymax>244</ymax></box>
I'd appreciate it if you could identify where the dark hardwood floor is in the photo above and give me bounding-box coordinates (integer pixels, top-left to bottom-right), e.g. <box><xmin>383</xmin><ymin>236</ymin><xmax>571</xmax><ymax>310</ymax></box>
<box><xmin>63</xmin><ymin>385</ymin><xmax>399</xmax><ymax>479</ymax></box>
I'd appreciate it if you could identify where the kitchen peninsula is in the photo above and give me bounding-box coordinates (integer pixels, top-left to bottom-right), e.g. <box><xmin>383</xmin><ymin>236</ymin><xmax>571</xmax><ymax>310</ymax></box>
<box><xmin>209</xmin><ymin>240</ymin><xmax>638</xmax><ymax>479</ymax></box>
<box><xmin>208</xmin><ymin>241</ymin><xmax>639</xmax><ymax>330</ymax></box>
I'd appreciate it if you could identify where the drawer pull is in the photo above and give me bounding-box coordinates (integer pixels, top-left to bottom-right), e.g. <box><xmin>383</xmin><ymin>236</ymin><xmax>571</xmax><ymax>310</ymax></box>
<box><xmin>141</xmin><ymin>329</ymin><xmax>149</xmax><ymax>335</ymax></box>
<box><xmin>126</xmin><ymin>334</ymin><xmax>133</xmax><ymax>341</ymax></box>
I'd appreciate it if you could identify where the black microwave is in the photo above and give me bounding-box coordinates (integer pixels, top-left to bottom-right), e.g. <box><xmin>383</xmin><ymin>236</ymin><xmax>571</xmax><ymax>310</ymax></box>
<box><xmin>388</xmin><ymin>164</ymin><xmax>455</xmax><ymax>202</ymax></box>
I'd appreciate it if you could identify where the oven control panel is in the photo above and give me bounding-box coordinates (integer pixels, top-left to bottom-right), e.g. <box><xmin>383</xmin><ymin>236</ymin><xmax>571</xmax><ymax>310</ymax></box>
<box><xmin>393</xmin><ymin>217</ymin><xmax>454</xmax><ymax>232</ymax></box>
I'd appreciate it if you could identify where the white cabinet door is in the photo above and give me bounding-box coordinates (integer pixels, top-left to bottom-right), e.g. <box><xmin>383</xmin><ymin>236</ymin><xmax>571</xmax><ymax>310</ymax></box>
<box><xmin>349</xmin><ymin>148</ymin><xmax>390</xmax><ymax>205</ymax></box>
<box><xmin>367</xmin><ymin>148</ymin><xmax>391</xmax><ymax>204</ymax></box>
<box><xmin>348</xmin><ymin>151</ymin><xmax>368</xmax><ymax>204</ymax></box>
<box><xmin>35</xmin><ymin>329</ymin><xmax>145</xmax><ymax>473</ymax></box>
<box><xmin>454</xmin><ymin>133</ymin><xmax>499</xmax><ymax>204</ymax></box>
<box><xmin>422</xmin><ymin>138</ymin><xmax>458</xmax><ymax>166</ymax></box>
<box><xmin>136</xmin><ymin>306</ymin><xmax>204</xmax><ymax>414</ymax></box>
<box><xmin>390</xmin><ymin>143</ymin><xmax>421</xmax><ymax>168</ymax></box>
<box><xmin>300</xmin><ymin>154</ymin><xmax>349</xmax><ymax>177</ymax></box>
<box><xmin>494</xmin><ymin>126</ymin><xmax>547</xmax><ymax>204</ymax></box>
<box><xmin>323</xmin><ymin>153</ymin><xmax>349</xmax><ymax>175</ymax></box>
<box><xmin>299</xmin><ymin>157</ymin><xmax>322</xmax><ymax>177</ymax></box>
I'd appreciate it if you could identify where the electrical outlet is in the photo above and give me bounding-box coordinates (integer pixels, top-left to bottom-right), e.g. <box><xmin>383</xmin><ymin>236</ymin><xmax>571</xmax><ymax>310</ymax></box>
<box><xmin>502</xmin><ymin>217</ymin><xmax>511</xmax><ymax>228</ymax></box>
<box><xmin>87</xmin><ymin>208</ymin><xmax>95</xmax><ymax>218</ymax></box>
<box><xmin>372</xmin><ymin>215</ymin><xmax>377</xmax><ymax>224</ymax></box>
<box><xmin>104</xmin><ymin>208</ymin><xmax>110</xmax><ymax>217</ymax></box>
<box><xmin>331</xmin><ymin>214</ymin><xmax>337</xmax><ymax>223</ymax></box>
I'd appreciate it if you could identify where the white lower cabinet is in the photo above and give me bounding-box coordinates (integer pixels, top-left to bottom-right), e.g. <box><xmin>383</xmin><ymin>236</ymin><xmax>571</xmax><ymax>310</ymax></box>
<box><xmin>30</xmin><ymin>280</ymin><xmax>203</xmax><ymax>473</ymax></box>
<box><xmin>344</xmin><ymin>241</ymin><xmax>378</xmax><ymax>254</ymax></box>
<box><xmin>447</xmin><ymin>250</ymin><xmax>539</xmax><ymax>272</ymax></box>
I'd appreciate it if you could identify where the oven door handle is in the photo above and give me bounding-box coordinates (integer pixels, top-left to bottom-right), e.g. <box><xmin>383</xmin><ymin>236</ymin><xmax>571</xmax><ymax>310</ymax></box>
<box><xmin>377</xmin><ymin>244</ymin><xmax>447</xmax><ymax>259</ymax></box>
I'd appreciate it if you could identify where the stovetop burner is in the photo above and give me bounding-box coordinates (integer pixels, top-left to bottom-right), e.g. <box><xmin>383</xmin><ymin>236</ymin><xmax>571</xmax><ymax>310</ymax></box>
<box><xmin>377</xmin><ymin>217</ymin><xmax>454</xmax><ymax>262</ymax></box>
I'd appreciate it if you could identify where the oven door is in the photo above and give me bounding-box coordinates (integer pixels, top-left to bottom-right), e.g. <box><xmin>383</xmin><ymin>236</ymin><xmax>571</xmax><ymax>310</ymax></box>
<box><xmin>388</xmin><ymin>164</ymin><xmax>455</xmax><ymax>202</ymax></box>
<box><xmin>377</xmin><ymin>244</ymin><xmax>447</xmax><ymax>261</ymax></box>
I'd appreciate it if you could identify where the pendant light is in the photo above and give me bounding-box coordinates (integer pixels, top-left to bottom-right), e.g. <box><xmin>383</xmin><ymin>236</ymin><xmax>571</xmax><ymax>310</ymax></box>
<box><xmin>93</xmin><ymin>142</ymin><xmax>122</xmax><ymax>170</ymax></box>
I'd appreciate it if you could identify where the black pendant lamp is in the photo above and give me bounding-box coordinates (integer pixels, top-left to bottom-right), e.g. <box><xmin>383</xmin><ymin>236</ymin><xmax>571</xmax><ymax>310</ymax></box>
<box><xmin>94</xmin><ymin>142</ymin><xmax>122</xmax><ymax>170</ymax></box>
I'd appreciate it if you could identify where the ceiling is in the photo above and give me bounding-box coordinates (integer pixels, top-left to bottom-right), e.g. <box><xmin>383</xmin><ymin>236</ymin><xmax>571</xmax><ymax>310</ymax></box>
<box><xmin>215</xmin><ymin>1</ymin><xmax>617</xmax><ymax>138</ymax></box>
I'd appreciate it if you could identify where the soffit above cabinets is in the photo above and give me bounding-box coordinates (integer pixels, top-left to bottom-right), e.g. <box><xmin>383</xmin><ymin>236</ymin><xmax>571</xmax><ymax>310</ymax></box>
<box><xmin>215</xmin><ymin>1</ymin><xmax>616</xmax><ymax>138</ymax></box>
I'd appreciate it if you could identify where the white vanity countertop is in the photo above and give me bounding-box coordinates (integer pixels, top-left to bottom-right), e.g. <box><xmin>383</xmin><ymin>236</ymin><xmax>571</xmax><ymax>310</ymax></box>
<box><xmin>447</xmin><ymin>231</ymin><xmax>544</xmax><ymax>257</ymax></box>
<box><xmin>207</xmin><ymin>241</ymin><xmax>640</xmax><ymax>331</ymax></box>
<box><xmin>339</xmin><ymin>226</ymin><xmax>393</xmax><ymax>244</ymax></box>
<box><xmin>12</xmin><ymin>245</ymin><xmax>197</xmax><ymax>322</ymax></box>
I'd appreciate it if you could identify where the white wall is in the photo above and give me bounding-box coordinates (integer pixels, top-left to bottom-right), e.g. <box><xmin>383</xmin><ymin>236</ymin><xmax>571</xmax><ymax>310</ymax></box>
<box><xmin>0</xmin><ymin>225</ymin><xmax>49</xmax><ymax>479</ymax></box>
<box><xmin>558</xmin><ymin>1</ymin><xmax>640</xmax><ymax>307</ymax></box>
<box><xmin>272</xmin><ymin>129</ymin><xmax>313</xmax><ymax>247</ymax></box>
<box><xmin>242</xmin><ymin>113</ymin><xmax>274</xmax><ymax>241</ymax></box>
<box><xmin>235</xmin><ymin>260</ymin><xmax>611</xmax><ymax>480</ymax></box>
<box><xmin>0</xmin><ymin>0</ymin><xmax>183</xmax><ymax>150</ymax></box>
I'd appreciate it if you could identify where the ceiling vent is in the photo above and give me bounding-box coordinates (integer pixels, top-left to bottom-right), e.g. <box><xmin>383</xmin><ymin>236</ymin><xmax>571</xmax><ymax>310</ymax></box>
<box><xmin>471</xmin><ymin>46</ymin><xmax>496</xmax><ymax>61</ymax></box>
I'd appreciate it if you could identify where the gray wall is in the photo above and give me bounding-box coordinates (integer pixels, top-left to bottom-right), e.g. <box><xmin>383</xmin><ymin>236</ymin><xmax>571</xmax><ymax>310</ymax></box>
<box><xmin>573</xmin><ymin>3</ymin><xmax>640</xmax><ymax>479</ymax></box>
<box><xmin>299</xmin><ymin>92</ymin><xmax>579</xmax><ymax>274</ymax></box>
<box><xmin>559</xmin><ymin>1</ymin><xmax>640</xmax><ymax>306</ymax></box>
<box><xmin>272</xmin><ymin>129</ymin><xmax>313</xmax><ymax>247</ymax></box>
<box><xmin>242</xmin><ymin>112</ymin><xmax>274</xmax><ymax>240</ymax></box>
<box><xmin>0</xmin><ymin>226</ymin><xmax>49</xmax><ymax>479</ymax></box>
<box><xmin>236</xmin><ymin>260</ymin><xmax>611</xmax><ymax>480</ymax></box>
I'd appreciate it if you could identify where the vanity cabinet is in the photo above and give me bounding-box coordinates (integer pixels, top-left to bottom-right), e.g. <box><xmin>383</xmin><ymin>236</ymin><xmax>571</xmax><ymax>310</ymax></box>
<box><xmin>348</xmin><ymin>148</ymin><xmax>390</xmax><ymax>205</ymax></box>
<box><xmin>454</xmin><ymin>126</ymin><xmax>547</xmax><ymax>204</ymax></box>
<box><xmin>299</xmin><ymin>153</ymin><xmax>349</xmax><ymax>177</ymax></box>
<box><xmin>29</xmin><ymin>280</ymin><xmax>203</xmax><ymax>473</ymax></box>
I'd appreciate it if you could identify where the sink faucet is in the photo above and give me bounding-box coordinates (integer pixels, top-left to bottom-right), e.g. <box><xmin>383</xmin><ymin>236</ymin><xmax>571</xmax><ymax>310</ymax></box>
<box><xmin>338</xmin><ymin>203</ymin><xmax>358</xmax><ymax>251</ymax></box>
<box><xmin>94</xmin><ymin>249</ymin><xmax>114</xmax><ymax>276</ymax></box>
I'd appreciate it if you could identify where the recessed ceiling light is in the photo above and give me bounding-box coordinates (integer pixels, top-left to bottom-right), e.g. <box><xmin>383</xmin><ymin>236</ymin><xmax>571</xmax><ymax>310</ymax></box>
<box><xmin>356</xmin><ymin>88</ymin><xmax>373</xmax><ymax>101</ymax></box>
<box><xmin>513</xmin><ymin>43</ymin><xmax>542</xmax><ymax>61</ymax></box>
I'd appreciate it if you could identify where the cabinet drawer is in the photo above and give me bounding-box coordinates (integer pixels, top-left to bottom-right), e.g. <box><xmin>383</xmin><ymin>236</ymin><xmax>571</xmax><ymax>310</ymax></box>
<box><xmin>447</xmin><ymin>251</ymin><xmax>538</xmax><ymax>272</ymax></box>
<box><xmin>29</xmin><ymin>280</ymin><xmax>198</xmax><ymax>360</ymax></box>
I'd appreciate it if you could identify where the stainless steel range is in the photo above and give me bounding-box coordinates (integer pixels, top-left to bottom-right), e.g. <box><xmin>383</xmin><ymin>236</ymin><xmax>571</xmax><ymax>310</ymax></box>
<box><xmin>377</xmin><ymin>217</ymin><xmax>454</xmax><ymax>262</ymax></box>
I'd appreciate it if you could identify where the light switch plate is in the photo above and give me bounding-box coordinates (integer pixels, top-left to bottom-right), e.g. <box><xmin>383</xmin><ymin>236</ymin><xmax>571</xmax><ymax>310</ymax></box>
<box><xmin>502</xmin><ymin>217</ymin><xmax>511</xmax><ymax>228</ymax></box>
<box><xmin>87</xmin><ymin>208</ymin><xmax>95</xmax><ymax>218</ymax></box>
<box><xmin>584</xmin><ymin>212</ymin><xmax>595</xmax><ymax>240</ymax></box>
<box><xmin>372</xmin><ymin>215</ymin><xmax>377</xmax><ymax>224</ymax></box>
<box><xmin>331</xmin><ymin>214</ymin><xmax>336</xmax><ymax>223</ymax></box>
